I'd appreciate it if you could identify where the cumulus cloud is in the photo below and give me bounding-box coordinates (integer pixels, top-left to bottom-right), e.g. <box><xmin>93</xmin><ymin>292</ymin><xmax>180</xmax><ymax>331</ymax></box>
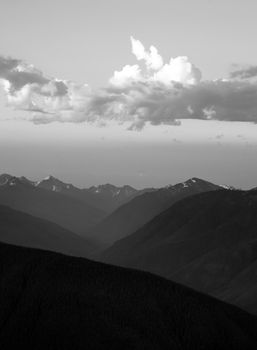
<box><xmin>1</xmin><ymin>38</ymin><xmax>257</xmax><ymax>128</ymax></box>
<box><xmin>131</xmin><ymin>36</ymin><xmax>163</xmax><ymax>71</ymax></box>
<box><xmin>109</xmin><ymin>64</ymin><xmax>142</xmax><ymax>86</ymax></box>
<box><xmin>112</xmin><ymin>37</ymin><xmax>201</xmax><ymax>87</ymax></box>
<box><xmin>152</xmin><ymin>56</ymin><xmax>201</xmax><ymax>85</ymax></box>
<box><xmin>0</xmin><ymin>56</ymin><xmax>89</xmax><ymax>119</ymax></box>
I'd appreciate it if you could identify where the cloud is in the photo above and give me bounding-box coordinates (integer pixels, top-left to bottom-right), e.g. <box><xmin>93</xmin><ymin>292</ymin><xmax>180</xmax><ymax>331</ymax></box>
<box><xmin>87</xmin><ymin>79</ymin><xmax>257</xmax><ymax>129</ymax></box>
<box><xmin>0</xmin><ymin>56</ymin><xmax>88</xmax><ymax>117</ymax></box>
<box><xmin>109</xmin><ymin>64</ymin><xmax>142</xmax><ymax>86</ymax></box>
<box><xmin>113</xmin><ymin>37</ymin><xmax>201</xmax><ymax>87</ymax></box>
<box><xmin>1</xmin><ymin>38</ymin><xmax>257</xmax><ymax>128</ymax></box>
<box><xmin>230</xmin><ymin>65</ymin><xmax>257</xmax><ymax>80</ymax></box>
<box><xmin>130</xmin><ymin>36</ymin><xmax>163</xmax><ymax>71</ymax></box>
<box><xmin>152</xmin><ymin>56</ymin><xmax>201</xmax><ymax>86</ymax></box>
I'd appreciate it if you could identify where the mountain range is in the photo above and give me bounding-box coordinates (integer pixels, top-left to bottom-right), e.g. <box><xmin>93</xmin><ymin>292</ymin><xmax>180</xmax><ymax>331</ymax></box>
<box><xmin>0</xmin><ymin>174</ymin><xmax>228</xmax><ymax>246</ymax></box>
<box><xmin>2</xmin><ymin>172</ymin><xmax>257</xmax><ymax>316</ymax></box>
<box><xmin>36</xmin><ymin>175</ymin><xmax>147</xmax><ymax>212</ymax></box>
<box><xmin>90</xmin><ymin>177</ymin><xmax>225</xmax><ymax>245</ymax></box>
<box><xmin>0</xmin><ymin>242</ymin><xmax>256</xmax><ymax>349</ymax></box>
<box><xmin>0</xmin><ymin>174</ymin><xmax>150</xmax><ymax>213</ymax></box>
<box><xmin>0</xmin><ymin>174</ymin><xmax>105</xmax><ymax>235</ymax></box>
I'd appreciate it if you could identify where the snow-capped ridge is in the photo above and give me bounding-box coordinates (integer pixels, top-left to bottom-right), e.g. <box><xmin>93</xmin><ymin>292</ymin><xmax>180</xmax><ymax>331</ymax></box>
<box><xmin>36</xmin><ymin>175</ymin><xmax>76</xmax><ymax>192</ymax></box>
<box><xmin>88</xmin><ymin>184</ymin><xmax>137</xmax><ymax>197</ymax></box>
<box><xmin>219</xmin><ymin>184</ymin><xmax>236</xmax><ymax>190</ymax></box>
<box><xmin>0</xmin><ymin>174</ymin><xmax>37</xmax><ymax>187</ymax></box>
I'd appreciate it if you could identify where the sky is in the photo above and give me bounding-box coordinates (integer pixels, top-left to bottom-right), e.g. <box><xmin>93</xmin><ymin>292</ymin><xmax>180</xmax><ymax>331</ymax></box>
<box><xmin>1</xmin><ymin>0</ymin><xmax>257</xmax><ymax>189</ymax></box>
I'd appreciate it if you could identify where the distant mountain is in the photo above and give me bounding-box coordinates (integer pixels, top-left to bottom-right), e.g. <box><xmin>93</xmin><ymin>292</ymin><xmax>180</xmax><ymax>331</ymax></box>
<box><xmin>0</xmin><ymin>205</ymin><xmax>97</xmax><ymax>257</ymax></box>
<box><xmin>0</xmin><ymin>174</ymin><xmax>105</xmax><ymax>235</ymax></box>
<box><xmin>0</xmin><ymin>242</ymin><xmax>257</xmax><ymax>349</ymax></box>
<box><xmin>37</xmin><ymin>176</ymin><xmax>155</xmax><ymax>213</ymax></box>
<box><xmin>2</xmin><ymin>173</ymin><xmax>153</xmax><ymax>213</ymax></box>
<box><xmin>0</xmin><ymin>173</ymin><xmax>35</xmax><ymax>186</ymax></box>
<box><xmin>91</xmin><ymin>178</ymin><xmax>223</xmax><ymax>245</ymax></box>
<box><xmin>84</xmin><ymin>183</ymin><xmax>149</xmax><ymax>212</ymax></box>
<box><xmin>36</xmin><ymin>175</ymin><xmax>78</xmax><ymax>193</ymax></box>
<box><xmin>88</xmin><ymin>183</ymin><xmax>136</xmax><ymax>196</ymax></box>
<box><xmin>100</xmin><ymin>189</ymin><xmax>257</xmax><ymax>314</ymax></box>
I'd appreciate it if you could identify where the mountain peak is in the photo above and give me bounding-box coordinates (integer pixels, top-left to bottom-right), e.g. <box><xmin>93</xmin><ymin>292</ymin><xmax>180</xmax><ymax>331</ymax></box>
<box><xmin>219</xmin><ymin>184</ymin><xmax>236</xmax><ymax>190</ymax></box>
<box><xmin>43</xmin><ymin>175</ymin><xmax>54</xmax><ymax>181</ymax></box>
<box><xmin>165</xmin><ymin>178</ymin><xmax>220</xmax><ymax>192</ymax></box>
<box><xmin>88</xmin><ymin>184</ymin><xmax>137</xmax><ymax>197</ymax></box>
<box><xmin>41</xmin><ymin>175</ymin><xmax>61</xmax><ymax>182</ymax></box>
<box><xmin>186</xmin><ymin>177</ymin><xmax>211</xmax><ymax>184</ymax></box>
<box><xmin>36</xmin><ymin>175</ymin><xmax>74</xmax><ymax>192</ymax></box>
<box><xmin>165</xmin><ymin>177</ymin><xmax>211</xmax><ymax>189</ymax></box>
<box><xmin>0</xmin><ymin>174</ymin><xmax>13</xmax><ymax>185</ymax></box>
<box><xmin>188</xmin><ymin>177</ymin><xmax>202</xmax><ymax>182</ymax></box>
<box><xmin>0</xmin><ymin>174</ymin><xmax>34</xmax><ymax>187</ymax></box>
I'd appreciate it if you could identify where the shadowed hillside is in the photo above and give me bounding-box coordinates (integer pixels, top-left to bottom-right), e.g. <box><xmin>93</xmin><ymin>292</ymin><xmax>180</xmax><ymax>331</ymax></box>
<box><xmin>101</xmin><ymin>189</ymin><xmax>257</xmax><ymax>314</ymax></box>
<box><xmin>0</xmin><ymin>205</ymin><xmax>97</xmax><ymax>257</ymax></box>
<box><xmin>0</xmin><ymin>175</ymin><xmax>105</xmax><ymax>235</ymax></box>
<box><xmin>91</xmin><ymin>178</ymin><xmax>222</xmax><ymax>245</ymax></box>
<box><xmin>0</xmin><ymin>242</ymin><xmax>257</xmax><ymax>349</ymax></box>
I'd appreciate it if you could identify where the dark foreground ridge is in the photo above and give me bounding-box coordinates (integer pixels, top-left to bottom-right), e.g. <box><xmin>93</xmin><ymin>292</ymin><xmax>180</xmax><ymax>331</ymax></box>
<box><xmin>0</xmin><ymin>243</ymin><xmax>257</xmax><ymax>349</ymax></box>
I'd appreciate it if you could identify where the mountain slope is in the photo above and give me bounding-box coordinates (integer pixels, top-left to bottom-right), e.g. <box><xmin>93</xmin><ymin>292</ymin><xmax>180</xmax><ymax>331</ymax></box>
<box><xmin>0</xmin><ymin>175</ymin><xmax>105</xmax><ymax>235</ymax></box>
<box><xmin>101</xmin><ymin>189</ymin><xmax>257</xmax><ymax>314</ymax></box>
<box><xmin>36</xmin><ymin>176</ymin><xmax>147</xmax><ymax>213</ymax></box>
<box><xmin>1</xmin><ymin>173</ymin><xmax>153</xmax><ymax>214</ymax></box>
<box><xmin>91</xmin><ymin>178</ymin><xmax>222</xmax><ymax>245</ymax></box>
<box><xmin>0</xmin><ymin>205</ymin><xmax>97</xmax><ymax>257</ymax></box>
<box><xmin>0</xmin><ymin>242</ymin><xmax>257</xmax><ymax>349</ymax></box>
<box><xmin>83</xmin><ymin>183</ymin><xmax>142</xmax><ymax>212</ymax></box>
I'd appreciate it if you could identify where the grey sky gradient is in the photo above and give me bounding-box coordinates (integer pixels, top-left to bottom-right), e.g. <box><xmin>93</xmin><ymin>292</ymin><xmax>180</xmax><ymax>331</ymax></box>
<box><xmin>2</xmin><ymin>0</ymin><xmax>257</xmax><ymax>86</ymax></box>
<box><xmin>1</xmin><ymin>0</ymin><xmax>257</xmax><ymax>188</ymax></box>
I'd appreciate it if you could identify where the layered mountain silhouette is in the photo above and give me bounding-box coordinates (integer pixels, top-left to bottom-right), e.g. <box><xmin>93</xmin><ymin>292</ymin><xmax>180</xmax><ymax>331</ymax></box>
<box><xmin>101</xmin><ymin>189</ymin><xmax>257</xmax><ymax>314</ymax></box>
<box><xmin>91</xmin><ymin>178</ymin><xmax>223</xmax><ymax>245</ymax></box>
<box><xmin>35</xmin><ymin>174</ymin><xmax>155</xmax><ymax>213</ymax></box>
<box><xmin>0</xmin><ymin>204</ymin><xmax>96</xmax><ymax>257</ymax></box>
<box><xmin>0</xmin><ymin>173</ymin><xmax>152</xmax><ymax>214</ymax></box>
<box><xmin>0</xmin><ymin>242</ymin><xmax>257</xmax><ymax>349</ymax></box>
<box><xmin>84</xmin><ymin>184</ymin><xmax>148</xmax><ymax>212</ymax></box>
<box><xmin>37</xmin><ymin>175</ymin><xmax>145</xmax><ymax>212</ymax></box>
<box><xmin>0</xmin><ymin>174</ymin><xmax>105</xmax><ymax>235</ymax></box>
